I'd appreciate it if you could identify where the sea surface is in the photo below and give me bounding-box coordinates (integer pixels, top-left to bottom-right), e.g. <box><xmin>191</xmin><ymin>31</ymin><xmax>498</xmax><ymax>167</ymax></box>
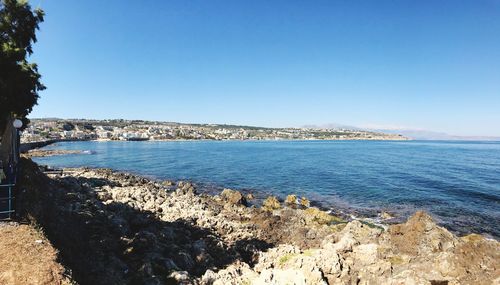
<box><xmin>33</xmin><ymin>140</ymin><xmax>500</xmax><ymax>238</ymax></box>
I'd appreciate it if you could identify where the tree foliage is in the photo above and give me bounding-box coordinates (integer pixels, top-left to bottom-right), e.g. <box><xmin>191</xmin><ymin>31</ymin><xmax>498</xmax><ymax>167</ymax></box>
<box><xmin>0</xmin><ymin>0</ymin><xmax>45</xmax><ymax>132</ymax></box>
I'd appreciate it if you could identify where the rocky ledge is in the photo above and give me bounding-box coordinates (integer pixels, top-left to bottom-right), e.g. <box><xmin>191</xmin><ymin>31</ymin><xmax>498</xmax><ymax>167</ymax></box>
<box><xmin>26</xmin><ymin>149</ymin><xmax>85</xmax><ymax>157</ymax></box>
<box><xmin>16</xmin><ymin>158</ymin><xmax>499</xmax><ymax>285</ymax></box>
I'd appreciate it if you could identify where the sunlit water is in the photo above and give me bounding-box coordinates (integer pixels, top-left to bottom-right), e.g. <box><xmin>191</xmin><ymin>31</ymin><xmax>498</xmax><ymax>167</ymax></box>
<box><xmin>33</xmin><ymin>140</ymin><xmax>500</xmax><ymax>238</ymax></box>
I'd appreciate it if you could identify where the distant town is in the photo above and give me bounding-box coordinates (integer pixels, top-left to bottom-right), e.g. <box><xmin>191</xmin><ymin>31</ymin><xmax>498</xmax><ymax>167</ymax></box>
<box><xmin>21</xmin><ymin>118</ymin><xmax>408</xmax><ymax>143</ymax></box>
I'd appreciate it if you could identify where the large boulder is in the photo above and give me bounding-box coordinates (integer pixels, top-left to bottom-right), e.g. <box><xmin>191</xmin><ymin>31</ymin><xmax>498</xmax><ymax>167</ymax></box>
<box><xmin>285</xmin><ymin>194</ymin><xmax>297</xmax><ymax>205</ymax></box>
<box><xmin>220</xmin><ymin>188</ymin><xmax>247</xmax><ymax>206</ymax></box>
<box><xmin>382</xmin><ymin>211</ymin><xmax>457</xmax><ymax>256</ymax></box>
<box><xmin>262</xmin><ymin>196</ymin><xmax>281</xmax><ymax>211</ymax></box>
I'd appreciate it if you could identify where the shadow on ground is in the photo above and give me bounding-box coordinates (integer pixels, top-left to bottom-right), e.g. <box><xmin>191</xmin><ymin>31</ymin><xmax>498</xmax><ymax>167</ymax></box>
<box><xmin>15</xmin><ymin>158</ymin><xmax>272</xmax><ymax>284</ymax></box>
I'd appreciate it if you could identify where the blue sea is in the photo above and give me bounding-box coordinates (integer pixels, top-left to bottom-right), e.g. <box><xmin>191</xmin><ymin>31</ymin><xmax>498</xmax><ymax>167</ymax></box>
<box><xmin>33</xmin><ymin>140</ymin><xmax>500</xmax><ymax>238</ymax></box>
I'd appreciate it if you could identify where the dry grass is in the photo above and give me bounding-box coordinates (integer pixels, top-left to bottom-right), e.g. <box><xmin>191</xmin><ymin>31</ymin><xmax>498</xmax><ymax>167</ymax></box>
<box><xmin>0</xmin><ymin>222</ymin><xmax>72</xmax><ymax>285</ymax></box>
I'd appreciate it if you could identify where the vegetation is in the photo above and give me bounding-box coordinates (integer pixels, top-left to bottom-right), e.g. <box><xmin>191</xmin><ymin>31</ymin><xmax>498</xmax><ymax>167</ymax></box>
<box><xmin>0</xmin><ymin>0</ymin><xmax>45</xmax><ymax>133</ymax></box>
<box><xmin>278</xmin><ymin>253</ymin><xmax>297</xmax><ymax>265</ymax></box>
<box><xmin>304</xmin><ymin>207</ymin><xmax>345</xmax><ymax>225</ymax></box>
<box><xmin>301</xmin><ymin>249</ymin><xmax>316</xmax><ymax>257</ymax></box>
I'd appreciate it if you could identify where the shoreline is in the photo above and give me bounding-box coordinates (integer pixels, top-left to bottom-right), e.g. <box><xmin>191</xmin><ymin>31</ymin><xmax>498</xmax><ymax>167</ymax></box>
<box><xmin>65</xmin><ymin>166</ymin><xmax>396</xmax><ymax>229</ymax></box>
<box><xmin>15</xmin><ymin>157</ymin><xmax>500</xmax><ymax>284</ymax></box>
<box><xmin>27</xmin><ymin>144</ymin><xmax>498</xmax><ymax>240</ymax></box>
<box><xmin>59</xmin><ymin>165</ymin><xmax>500</xmax><ymax>240</ymax></box>
<box><xmin>25</xmin><ymin>150</ymin><xmax>399</xmax><ymax>231</ymax></box>
<box><xmin>21</xmin><ymin>136</ymin><xmax>410</xmax><ymax>150</ymax></box>
<box><xmin>15</xmin><ymin>156</ymin><xmax>500</xmax><ymax>285</ymax></box>
<box><xmin>19</xmin><ymin>138</ymin><xmax>88</xmax><ymax>153</ymax></box>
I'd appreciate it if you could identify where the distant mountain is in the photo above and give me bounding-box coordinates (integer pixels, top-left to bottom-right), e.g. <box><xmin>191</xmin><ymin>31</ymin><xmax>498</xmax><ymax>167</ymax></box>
<box><xmin>370</xmin><ymin>129</ymin><xmax>500</xmax><ymax>141</ymax></box>
<box><xmin>372</xmin><ymin>129</ymin><xmax>454</xmax><ymax>140</ymax></box>
<box><xmin>302</xmin><ymin>123</ymin><xmax>362</xmax><ymax>130</ymax></box>
<box><xmin>302</xmin><ymin>123</ymin><xmax>500</xmax><ymax>141</ymax></box>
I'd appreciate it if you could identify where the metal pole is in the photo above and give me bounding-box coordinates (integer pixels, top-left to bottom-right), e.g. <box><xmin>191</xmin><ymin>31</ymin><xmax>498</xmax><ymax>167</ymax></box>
<box><xmin>8</xmin><ymin>186</ymin><xmax>11</xmax><ymax>219</ymax></box>
<box><xmin>15</xmin><ymin>129</ymin><xmax>20</xmax><ymax>184</ymax></box>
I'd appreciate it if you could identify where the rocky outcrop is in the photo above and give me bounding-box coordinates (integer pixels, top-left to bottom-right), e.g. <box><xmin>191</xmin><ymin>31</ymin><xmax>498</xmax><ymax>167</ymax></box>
<box><xmin>16</xmin><ymin>158</ymin><xmax>500</xmax><ymax>285</ymax></box>
<box><xmin>262</xmin><ymin>196</ymin><xmax>280</xmax><ymax>211</ymax></box>
<box><xmin>220</xmin><ymin>188</ymin><xmax>247</xmax><ymax>206</ymax></box>
<box><xmin>285</xmin><ymin>194</ymin><xmax>297</xmax><ymax>205</ymax></box>
<box><xmin>20</xmin><ymin>138</ymin><xmax>86</xmax><ymax>153</ymax></box>
<box><xmin>205</xmin><ymin>212</ymin><xmax>499</xmax><ymax>285</ymax></box>
<box><xmin>26</xmin><ymin>149</ymin><xmax>85</xmax><ymax>157</ymax></box>
<box><xmin>299</xmin><ymin>196</ymin><xmax>310</xmax><ymax>207</ymax></box>
<box><xmin>382</xmin><ymin>211</ymin><xmax>457</xmax><ymax>256</ymax></box>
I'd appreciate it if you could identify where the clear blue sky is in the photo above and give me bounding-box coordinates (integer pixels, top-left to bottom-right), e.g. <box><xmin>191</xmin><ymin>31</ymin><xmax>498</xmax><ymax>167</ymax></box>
<box><xmin>29</xmin><ymin>0</ymin><xmax>500</xmax><ymax>136</ymax></box>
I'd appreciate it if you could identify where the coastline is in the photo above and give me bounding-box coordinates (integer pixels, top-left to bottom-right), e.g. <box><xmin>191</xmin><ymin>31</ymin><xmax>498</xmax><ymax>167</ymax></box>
<box><xmin>27</xmin><ymin>140</ymin><xmax>499</xmax><ymax>240</ymax></box>
<box><xmin>31</xmin><ymin>160</ymin><xmax>498</xmax><ymax>240</ymax></box>
<box><xmin>15</xmin><ymin>156</ymin><xmax>500</xmax><ymax>284</ymax></box>
<box><xmin>20</xmin><ymin>138</ymin><xmax>89</xmax><ymax>153</ymax></box>
<box><xmin>23</xmin><ymin>147</ymin><xmax>409</xmax><ymax>234</ymax></box>
<box><xmin>24</xmin><ymin>118</ymin><xmax>410</xmax><ymax>142</ymax></box>
<box><xmin>22</xmin><ymin>135</ymin><xmax>410</xmax><ymax>148</ymax></box>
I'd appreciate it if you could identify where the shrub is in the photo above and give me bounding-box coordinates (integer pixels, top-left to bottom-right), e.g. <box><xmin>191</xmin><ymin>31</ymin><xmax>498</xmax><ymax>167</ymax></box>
<box><xmin>304</xmin><ymin>207</ymin><xmax>345</xmax><ymax>225</ymax></box>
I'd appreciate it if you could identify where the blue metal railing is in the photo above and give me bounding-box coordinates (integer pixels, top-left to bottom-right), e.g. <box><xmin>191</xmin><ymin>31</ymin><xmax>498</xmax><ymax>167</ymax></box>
<box><xmin>0</xmin><ymin>123</ymin><xmax>21</xmax><ymax>220</ymax></box>
<box><xmin>0</xmin><ymin>183</ymin><xmax>15</xmax><ymax>219</ymax></box>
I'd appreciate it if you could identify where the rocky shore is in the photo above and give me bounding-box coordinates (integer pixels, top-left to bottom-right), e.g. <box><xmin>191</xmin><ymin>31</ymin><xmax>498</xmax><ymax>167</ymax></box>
<box><xmin>26</xmin><ymin>148</ymin><xmax>86</xmax><ymax>157</ymax></box>
<box><xmin>16</xmin><ymin>157</ymin><xmax>499</xmax><ymax>284</ymax></box>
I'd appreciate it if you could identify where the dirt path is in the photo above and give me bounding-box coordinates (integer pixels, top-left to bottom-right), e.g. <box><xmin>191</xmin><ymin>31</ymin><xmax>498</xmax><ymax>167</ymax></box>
<box><xmin>0</xmin><ymin>222</ymin><xmax>72</xmax><ymax>285</ymax></box>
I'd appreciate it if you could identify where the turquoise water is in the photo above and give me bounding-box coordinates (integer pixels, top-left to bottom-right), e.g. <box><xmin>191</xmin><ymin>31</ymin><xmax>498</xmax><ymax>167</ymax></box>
<box><xmin>34</xmin><ymin>140</ymin><xmax>500</xmax><ymax>238</ymax></box>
